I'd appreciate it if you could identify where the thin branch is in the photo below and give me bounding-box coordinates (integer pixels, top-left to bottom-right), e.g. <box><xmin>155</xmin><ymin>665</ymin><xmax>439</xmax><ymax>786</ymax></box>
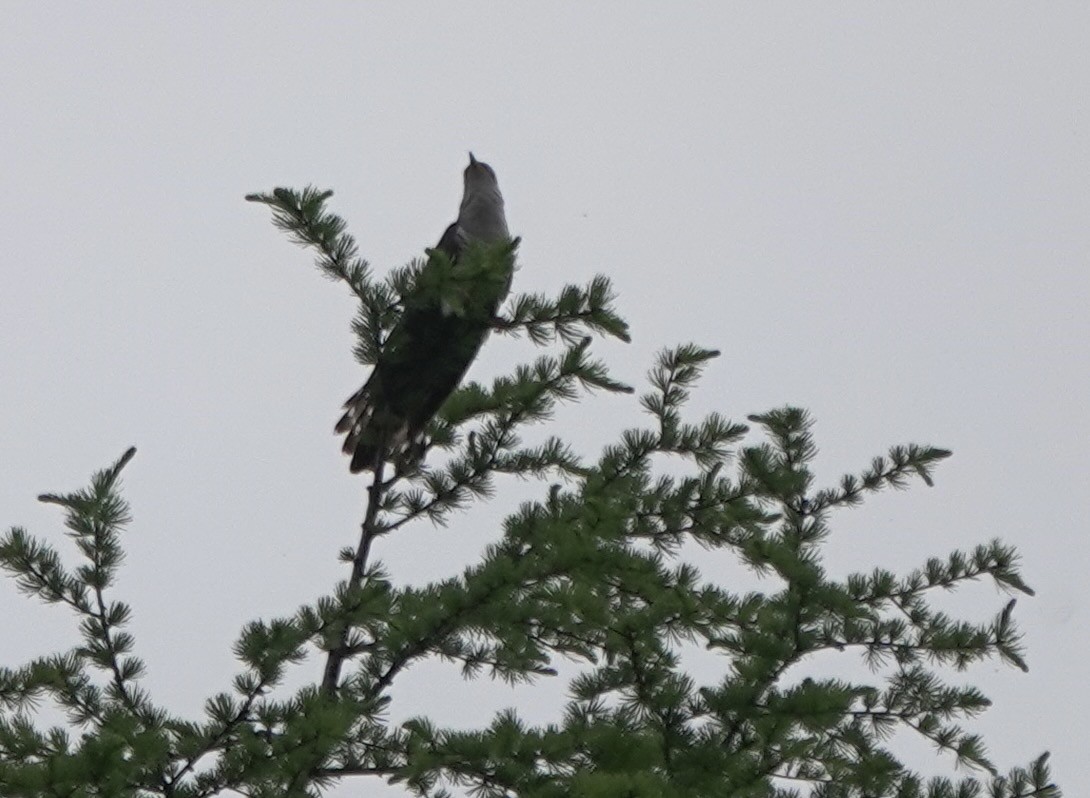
<box><xmin>168</xmin><ymin>674</ymin><xmax>271</xmax><ymax>792</ymax></box>
<box><xmin>323</xmin><ymin>458</ymin><xmax>387</xmax><ymax>695</ymax></box>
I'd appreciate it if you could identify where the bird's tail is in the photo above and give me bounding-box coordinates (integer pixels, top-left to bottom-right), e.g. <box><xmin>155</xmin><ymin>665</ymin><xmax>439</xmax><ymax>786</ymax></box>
<box><xmin>336</xmin><ymin>385</ymin><xmax>383</xmax><ymax>473</ymax></box>
<box><xmin>336</xmin><ymin>384</ymin><xmax>416</xmax><ymax>473</ymax></box>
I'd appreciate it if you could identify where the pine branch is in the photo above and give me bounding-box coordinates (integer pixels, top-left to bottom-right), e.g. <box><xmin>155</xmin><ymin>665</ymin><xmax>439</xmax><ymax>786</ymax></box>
<box><xmin>384</xmin><ymin>339</ymin><xmax>616</xmax><ymax>532</ymax></box>
<box><xmin>322</xmin><ymin>459</ymin><xmax>388</xmax><ymax>696</ymax></box>
<box><xmin>811</xmin><ymin>444</ymin><xmax>954</xmax><ymax>512</ymax></box>
<box><xmin>493</xmin><ymin>275</ymin><xmax>631</xmax><ymax>344</ymax></box>
<box><xmin>29</xmin><ymin>449</ymin><xmax>148</xmax><ymax>720</ymax></box>
<box><xmin>246</xmin><ymin>186</ymin><xmax>374</xmax><ymax>303</ymax></box>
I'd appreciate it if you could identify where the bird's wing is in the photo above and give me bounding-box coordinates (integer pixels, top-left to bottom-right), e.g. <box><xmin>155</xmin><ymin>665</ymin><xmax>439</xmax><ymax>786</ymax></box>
<box><xmin>435</xmin><ymin>221</ymin><xmax>463</xmax><ymax>260</ymax></box>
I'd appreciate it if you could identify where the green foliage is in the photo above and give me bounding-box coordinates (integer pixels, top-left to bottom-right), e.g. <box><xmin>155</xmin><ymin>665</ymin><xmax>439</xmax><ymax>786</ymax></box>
<box><xmin>0</xmin><ymin>189</ymin><xmax>1057</xmax><ymax>797</ymax></box>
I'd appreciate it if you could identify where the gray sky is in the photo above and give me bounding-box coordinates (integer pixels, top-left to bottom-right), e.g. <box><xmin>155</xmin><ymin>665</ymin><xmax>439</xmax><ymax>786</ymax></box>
<box><xmin>2</xmin><ymin>4</ymin><xmax>1087</xmax><ymax>794</ymax></box>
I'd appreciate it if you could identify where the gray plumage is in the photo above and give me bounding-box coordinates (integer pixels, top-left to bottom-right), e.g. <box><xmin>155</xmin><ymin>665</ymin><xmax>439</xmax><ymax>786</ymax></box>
<box><xmin>336</xmin><ymin>154</ymin><xmax>512</xmax><ymax>473</ymax></box>
<box><xmin>438</xmin><ymin>152</ymin><xmax>510</xmax><ymax>254</ymax></box>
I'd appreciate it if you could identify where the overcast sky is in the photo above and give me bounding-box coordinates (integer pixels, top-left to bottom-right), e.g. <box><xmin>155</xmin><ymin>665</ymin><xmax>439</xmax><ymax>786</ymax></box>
<box><xmin>2</xmin><ymin>4</ymin><xmax>1087</xmax><ymax>795</ymax></box>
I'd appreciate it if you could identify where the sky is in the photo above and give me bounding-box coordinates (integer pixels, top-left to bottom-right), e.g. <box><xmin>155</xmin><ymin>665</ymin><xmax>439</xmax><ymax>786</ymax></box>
<box><xmin>1</xmin><ymin>3</ymin><xmax>1087</xmax><ymax>795</ymax></box>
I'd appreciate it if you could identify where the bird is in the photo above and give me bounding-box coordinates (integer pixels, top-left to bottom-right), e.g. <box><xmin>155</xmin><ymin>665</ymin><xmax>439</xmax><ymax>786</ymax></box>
<box><xmin>335</xmin><ymin>153</ymin><xmax>513</xmax><ymax>473</ymax></box>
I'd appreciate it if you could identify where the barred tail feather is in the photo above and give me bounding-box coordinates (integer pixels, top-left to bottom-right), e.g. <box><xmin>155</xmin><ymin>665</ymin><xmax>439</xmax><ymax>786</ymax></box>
<box><xmin>334</xmin><ymin>385</ymin><xmax>368</xmax><ymax>436</ymax></box>
<box><xmin>336</xmin><ymin>384</ymin><xmax>416</xmax><ymax>473</ymax></box>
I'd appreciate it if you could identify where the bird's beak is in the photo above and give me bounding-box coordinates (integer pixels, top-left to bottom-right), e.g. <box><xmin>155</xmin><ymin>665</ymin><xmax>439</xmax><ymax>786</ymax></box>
<box><xmin>468</xmin><ymin>152</ymin><xmax>477</xmax><ymax>166</ymax></box>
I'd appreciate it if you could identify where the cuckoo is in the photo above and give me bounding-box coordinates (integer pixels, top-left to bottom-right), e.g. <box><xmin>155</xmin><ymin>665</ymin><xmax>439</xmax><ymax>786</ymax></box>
<box><xmin>336</xmin><ymin>154</ymin><xmax>513</xmax><ymax>473</ymax></box>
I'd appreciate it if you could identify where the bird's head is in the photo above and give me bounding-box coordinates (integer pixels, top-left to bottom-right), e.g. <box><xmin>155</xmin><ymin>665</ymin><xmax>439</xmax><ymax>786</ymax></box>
<box><xmin>458</xmin><ymin>152</ymin><xmax>508</xmax><ymax>241</ymax></box>
<box><xmin>464</xmin><ymin>152</ymin><xmax>501</xmax><ymax>196</ymax></box>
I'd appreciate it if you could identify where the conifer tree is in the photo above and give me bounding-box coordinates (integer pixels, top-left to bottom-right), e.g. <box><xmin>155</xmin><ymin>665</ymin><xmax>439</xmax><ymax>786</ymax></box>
<box><xmin>0</xmin><ymin>187</ymin><xmax>1058</xmax><ymax>797</ymax></box>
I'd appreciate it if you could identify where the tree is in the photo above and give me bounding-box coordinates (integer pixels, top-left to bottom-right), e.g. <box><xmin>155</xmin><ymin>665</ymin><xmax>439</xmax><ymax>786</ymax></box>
<box><xmin>0</xmin><ymin>187</ymin><xmax>1058</xmax><ymax>798</ymax></box>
